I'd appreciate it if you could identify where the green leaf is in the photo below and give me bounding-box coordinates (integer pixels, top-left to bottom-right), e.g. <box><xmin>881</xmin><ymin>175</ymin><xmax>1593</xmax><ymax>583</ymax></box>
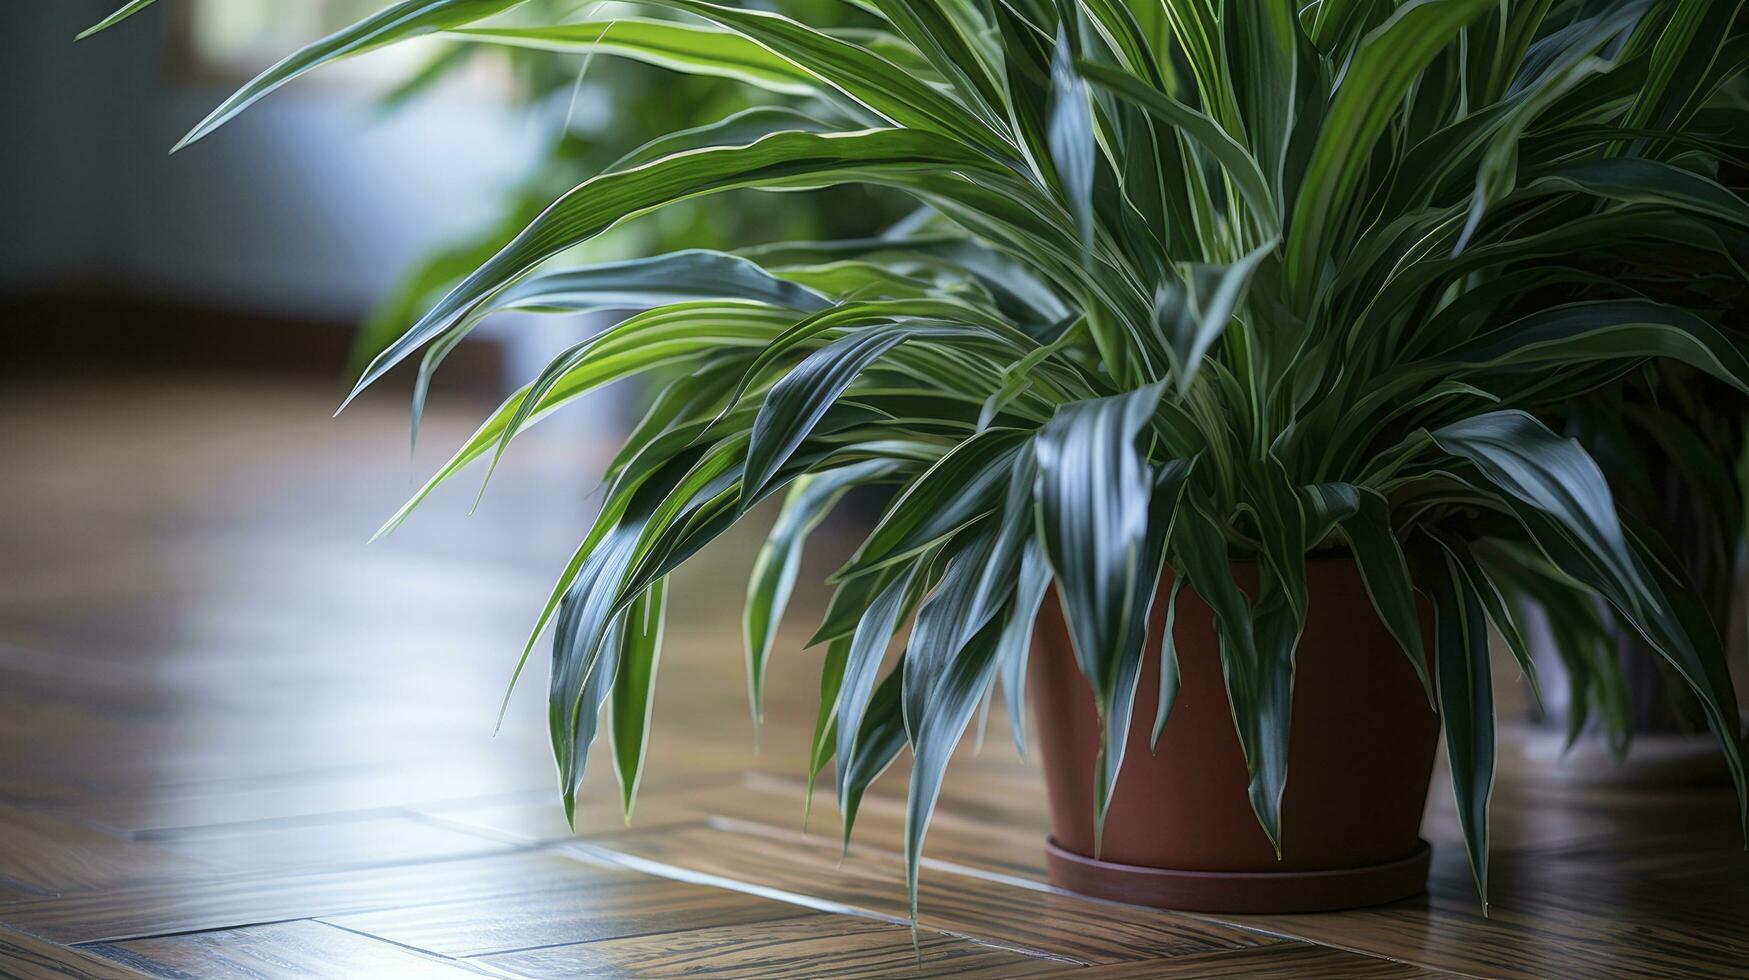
<box><xmin>1078</xmin><ymin>61</ymin><xmax>1281</xmax><ymax>233</ymax></box>
<box><xmin>836</xmin><ymin>428</ymin><xmax>1029</xmax><ymax>581</ymax></box>
<box><xmin>632</xmin><ymin>0</ymin><xmax>1011</xmax><ymax>154</ymax></box>
<box><xmin>1227</xmin><ymin>0</ymin><xmax>1304</xmax><ymax>202</ymax></box>
<box><xmin>1311</xmin><ymin>485</ymin><xmax>1432</xmax><ymax>702</ymax></box>
<box><xmin>1174</xmin><ymin>505</ymin><xmax>1293</xmax><ymax>849</ymax></box>
<box><xmin>609</xmin><ymin>107</ymin><xmax>840</xmax><ymax>172</ymax></box>
<box><xmin>834</xmin><ymin>565</ymin><xmax>919</xmax><ymax>812</ymax></box>
<box><xmin>804</xmin><ymin>636</ymin><xmax>850</xmax><ymax>826</ymax></box>
<box><xmin>76</xmin><ymin>0</ymin><xmax>157</xmax><ymax>40</ymax></box>
<box><xmin>495</xmin><ymin>250</ymin><xmax>833</xmax><ymax>317</ymax></box>
<box><xmin>175</xmin><ymin>0</ymin><xmax>530</xmax><ymax>151</ymax></box>
<box><xmin>901</xmin><ymin>528</ymin><xmax>1008</xmax><ymax>927</ymax></box>
<box><xmin>742</xmin><ymin>324</ymin><xmax>926</xmax><ymax>504</ymax></box>
<box><xmin>446</xmin><ymin>21</ymin><xmax>827</xmax><ymax>96</ymax></box>
<box><xmin>1034</xmin><ymin>383</ymin><xmax>1180</xmax><ymax>845</ymax></box>
<box><xmin>345</xmin><ymin>129</ymin><xmax>1005</xmax><ymax>404</ymax></box>
<box><xmin>1150</xmin><ymin>576</ymin><xmax>1185</xmax><ymax>749</ymax></box>
<box><xmin>997</xmin><ymin>541</ymin><xmax>1051</xmax><ymax>757</ymax></box>
<box><xmin>1433</xmin><ymin>411</ymin><xmax>1747</xmax><ymax>829</ymax></box>
<box><xmin>839</xmin><ymin>668</ymin><xmax>908</xmax><ymax>847</ymax></box>
<box><xmin>1424</xmin><ymin>539</ymin><xmax>1497</xmax><ymax>911</ymax></box>
<box><xmin>1152</xmin><ymin>239</ymin><xmax>1278</xmax><ymax>394</ymax></box>
<box><xmin>1453</xmin><ymin>54</ymin><xmax>1608</xmax><ymax>253</ymax></box>
<box><xmin>1048</xmin><ymin>28</ymin><xmax>1096</xmax><ymax>248</ymax></box>
<box><xmin>610</xmin><ymin>577</ymin><xmax>668</xmax><ymax>819</ymax></box>
<box><xmin>1520</xmin><ymin>158</ymin><xmax>1749</xmax><ymax>229</ymax></box>
<box><xmin>1284</xmin><ymin>0</ymin><xmax>1493</xmax><ymax>311</ymax></box>
<box><xmin>745</xmin><ymin>460</ymin><xmax>898</xmax><ymax>732</ymax></box>
<box><xmin>1432</xmin><ymin>411</ymin><xmax>1662</xmax><ymax>610</ymax></box>
<box><xmin>549</xmin><ymin>442</ymin><xmax>744</xmax><ymax>815</ymax></box>
<box><xmin>1446</xmin><ymin>301</ymin><xmax>1749</xmax><ymax>395</ymax></box>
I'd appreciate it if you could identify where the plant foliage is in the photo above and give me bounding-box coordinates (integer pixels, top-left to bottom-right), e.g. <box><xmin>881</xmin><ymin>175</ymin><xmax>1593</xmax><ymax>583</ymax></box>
<box><xmin>85</xmin><ymin>0</ymin><xmax>1749</xmax><ymax>916</ymax></box>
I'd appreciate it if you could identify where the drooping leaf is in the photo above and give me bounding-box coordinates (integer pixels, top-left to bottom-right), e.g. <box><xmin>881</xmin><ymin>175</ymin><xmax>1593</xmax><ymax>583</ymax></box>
<box><xmin>1035</xmin><ymin>383</ymin><xmax>1183</xmax><ymax>843</ymax></box>
<box><xmin>804</xmin><ymin>635</ymin><xmax>851</xmax><ymax>825</ymax></box>
<box><xmin>1309</xmin><ymin>484</ymin><xmax>1432</xmax><ymax>701</ymax></box>
<box><xmin>344</xmin><ymin>129</ymin><xmax>1012</xmax><ymax>404</ymax></box>
<box><xmin>1174</xmin><ymin>504</ymin><xmax>1295</xmax><ymax>849</ymax></box>
<box><xmin>1433</xmin><ymin>411</ymin><xmax>1746</xmax><ymax>826</ymax></box>
<box><xmin>1424</xmin><ymin>539</ymin><xmax>1497</xmax><ymax>911</ymax></box>
<box><xmin>742</xmin><ymin>324</ymin><xmax>921</xmax><ymax>504</ymax></box>
<box><xmin>840</xmin><ymin>668</ymin><xmax>908</xmax><ymax>847</ymax></box>
<box><xmin>1446</xmin><ymin>301</ymin><xmax>1749</xmax><ymax>395</ymax></box>
<box><xmin>746</xmin><ymin>460</ymin><xmax>901</xmax><ymax>733</ymax></box>
<box><xmin>610</xmin><ymin>577</ymin><xmax>668</xmax><ymax>818</ymax></box>
<box><xmin>836</xmin><ymin>428</ymin><xmax>1029</xmax><ymax>580</ymax></box>
<box><xmin>1048</xmin><ymin>27</ymin><xmax>1097</xmax><ymax>247</ymax></box>
<box><xmin>1150</xmin><ymin>575</ymin><xmax>1185</xmax><ymax>749</ymax></box>
<box><xmin>834</xmin><ymin>565</ymin><xmax>918</xmax><ymax>812</ymax></box>
<box><xmin>996</xmin><ymin>541</ymin><xmax>1052</xmax><ymax>757</ymax></box>
<box><xmin>901</xmin><ymin>527</ymin><xmax>1008</xmax><ymax>927</ymax></box>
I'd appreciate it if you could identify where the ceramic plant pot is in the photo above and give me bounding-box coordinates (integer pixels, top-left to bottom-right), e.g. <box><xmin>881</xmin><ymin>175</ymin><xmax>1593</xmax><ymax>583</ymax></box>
<box><xmin>1029</xmin><ymin>556</ymin><xmax>1440</xmax><ymax>913</ymax></box>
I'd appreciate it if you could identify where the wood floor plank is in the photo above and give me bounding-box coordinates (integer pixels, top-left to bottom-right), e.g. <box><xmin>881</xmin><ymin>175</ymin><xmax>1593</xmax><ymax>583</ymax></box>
<box><xmin>0</xmin><ymin>927</ymin><xmax>147</xmax><ymax>980</ymax></box>
<box><xmin>86</xmin><ymin>919</ymin><xmax>484</xmax><ymax>979</ymax></box>
<box><xmin>1216</xmin><ymin>842</ymin><xmax>1749</xmax><ymax>980</ymax></box>
<box><xmin>571</xmin><ymin>823</ymin><xmax>1277</xmax><ymax>965</ymax></box>
<box><xmin>321</xmin><ymin>869</ymin><xmax>816</xmax><ymax>957</ymax></box>
<box><xmin>143</xmin><ymin>813</ymin><xmax>518</xmax><ymax>874</ymax></box>
<box><xmin>47</xmin><ymin>763</ymin><xmax>556</xmax><ymax>836</ymax></box>
<box><xmin>0</xmin><ymin>805</ymin><xmax>212</xmax><ymax>893</ymax></box>
<box><xmin>1059</xmin><ymin>943</ymin><xmax>1450</xmax><ymax>978</ymax></box>
<box><xmin>680</xmin><ymin>774</ymin><xmax>1051</xmax><ymax>881</ymax></box>
<box><xmin>0</xmin><ymin>849</ymin><xmax>606</xmax><ymax>945</ymax></box>
<box><xmin>476</xmin><ymin>913</ymin><xmax>1065</xmax><ymax>978</ymax></box>
<box><xmin>413</xmin><ymin>781</ymin><xmax>734</xmax><ymax>846</ymax></box>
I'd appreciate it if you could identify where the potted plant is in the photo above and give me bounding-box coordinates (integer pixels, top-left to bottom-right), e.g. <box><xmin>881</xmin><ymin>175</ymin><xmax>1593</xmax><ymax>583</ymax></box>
<box><xmin>81</xmin><ymin>0</ymin><xmax>1749</xmax><ymax>917</ymax></box>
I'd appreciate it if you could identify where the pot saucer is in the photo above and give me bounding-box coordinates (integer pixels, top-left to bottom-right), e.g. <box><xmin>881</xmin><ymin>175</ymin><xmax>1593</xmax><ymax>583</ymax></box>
<box><xmin>1043</xmin><ymin>836</ymin><xmax>1431</xmax><ymax>913</ymax></box>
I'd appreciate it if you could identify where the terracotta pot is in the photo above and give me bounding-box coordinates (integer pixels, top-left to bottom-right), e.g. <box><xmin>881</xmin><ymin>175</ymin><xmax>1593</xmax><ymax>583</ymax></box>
<box><xmin>1029</xmin><ymin>556</ymin><xmax>1440</xmax><ymax>912</ymax></box>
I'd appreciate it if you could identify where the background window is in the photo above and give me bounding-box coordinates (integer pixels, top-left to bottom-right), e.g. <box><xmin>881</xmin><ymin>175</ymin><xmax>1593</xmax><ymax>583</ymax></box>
<box><xmin>171</xmin><ymin>0</ymin><xmax>513</xmax><ymax>99</ymax></box>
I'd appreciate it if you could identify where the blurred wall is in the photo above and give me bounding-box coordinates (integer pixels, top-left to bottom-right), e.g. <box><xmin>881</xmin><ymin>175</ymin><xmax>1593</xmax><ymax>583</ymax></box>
<box><xmin>0</xmin><ymin>0</ymin><xmax>545</xmax><ymax>321</ymax></box>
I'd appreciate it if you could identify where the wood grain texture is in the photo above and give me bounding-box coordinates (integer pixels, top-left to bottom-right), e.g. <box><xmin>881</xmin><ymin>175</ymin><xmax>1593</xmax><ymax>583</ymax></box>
<box><xmin>0</xmin><ymin>850</ymin><xmax>604</xmax><ymax>945</ymax></box>
<box><xmin>322</xmin><ymin>867</ymin><xmax>816</xmax><ymax>957</ymax></box>
<box><xmin>1060</xmin><ymin>943</ymin><xmax>1451</xmax><ymax>978</ymax></box>
<box><xmin>86</xmin><ymin>920</ymin><xmax>485</xmax><ymax>978</ymax></box>
<box><xmin>0</xmin><ymin>805</ymin><xmax>211</xmax><ymax>893</ymax></box>
<box><xmin>142</xmin><ymin>813</ymin><xmax>518</xmax><ymax>874</ymax></box>
<box><xmin>0</xmin><ymin>927</ymin><xmax>146</xmax><ymax>980</ymax></box>
<box><xmin>570</xmin><ymin>823</ymin><xmax>1277</xmax><ymax>964</ymax></box>
<box><xmin>3</xmin><ymin>377</ymin><xmax>1747</xmax><ymax>977</ymax></box>
<box><xmin>477</xmin><ymin>913</ymin><xmax>1065</xmax><ymax>978</ymax></box>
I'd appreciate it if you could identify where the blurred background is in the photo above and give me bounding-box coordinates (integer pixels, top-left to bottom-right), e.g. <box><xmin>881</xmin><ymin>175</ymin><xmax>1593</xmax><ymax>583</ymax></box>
<box><xmin>4</xmin><ymin>0</ymin><xmax>900</xmax><ymax>390</ymax></box>
<box><xmin>0</xmin><ymin>0</ymin><xmax>912</xmax><ymax>904</ymax></box>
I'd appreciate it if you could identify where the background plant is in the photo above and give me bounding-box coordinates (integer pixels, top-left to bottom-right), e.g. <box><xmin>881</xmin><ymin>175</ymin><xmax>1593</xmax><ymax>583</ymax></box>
<box><xmin>346</xmin><ymin>0</ymin><xmax>908</xmax><ymax>382</ymax></box>
<box><xmin>84</xmin><ymin>0</ymin><xmax>1749</xmax><ymax>920</ymax></box>
<box><xmin>1523</xmin><ymin>361</ymin><xmax>1747</xmax><ymax>748</ymax></box>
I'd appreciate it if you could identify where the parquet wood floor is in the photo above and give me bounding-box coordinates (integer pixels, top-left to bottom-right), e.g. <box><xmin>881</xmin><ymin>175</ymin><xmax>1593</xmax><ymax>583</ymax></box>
<box><xmin>3</xmin><ymin>377</ymin><xmax>1745</xmax><ymax>978</ymax></box>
